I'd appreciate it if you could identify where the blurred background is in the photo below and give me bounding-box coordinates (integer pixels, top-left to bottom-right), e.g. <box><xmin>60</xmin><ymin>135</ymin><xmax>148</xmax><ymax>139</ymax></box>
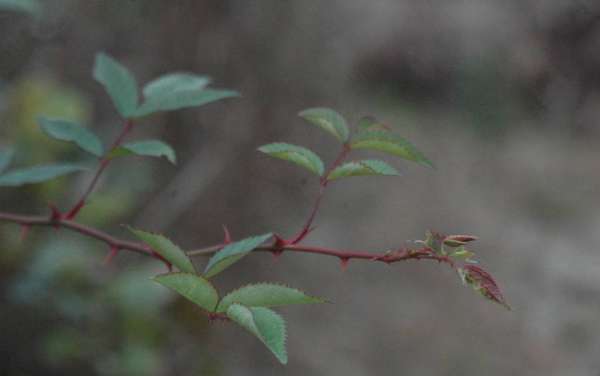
<box><xmin>1</xmin><ymin>1</ymin><xmax>600</xmax><ymax>375</ymax></box>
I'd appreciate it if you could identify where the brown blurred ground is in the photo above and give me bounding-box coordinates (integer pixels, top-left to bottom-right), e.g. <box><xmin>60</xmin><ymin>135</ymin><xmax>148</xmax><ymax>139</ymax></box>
<box><xmin>2</xmin><ymin>1</ymin><xmax>600</xmax><ymax>375</ymax></box>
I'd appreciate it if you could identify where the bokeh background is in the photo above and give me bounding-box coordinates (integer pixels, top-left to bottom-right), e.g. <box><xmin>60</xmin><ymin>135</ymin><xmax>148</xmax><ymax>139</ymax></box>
<box><xmin>2</xmin><ymin>1</ymin><xmax>600</xmax><ymax>375</ymax></box>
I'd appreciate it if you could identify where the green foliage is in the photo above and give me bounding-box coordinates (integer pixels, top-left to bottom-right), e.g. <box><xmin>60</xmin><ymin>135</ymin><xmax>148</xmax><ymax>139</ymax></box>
<box><xmin>327</xmin><ymin>159</ymin><xmax>400</xmax><ymax>180</ymax></box>
<box><xmin>93</xmin><ymin>53</ymin><xmax>139</xmax><ymax>118</ymax></box>
<box><xmin>216</xmin><ymin>283</ymin><xmax>325</xmax><ymax>313</ymax></box>
<box><xmin>38</xmin><ymin>117</ymin><xmax>104</xmax><ymax>157</ymax></box>
<box><xmin>0</xmin><ymin>0</ymin><xmax>40</xmax><ymax>15</ymax></box>
<box><xmin>299</xmin><ymin>107</ymin><xmax>349</xmax><ymax>143</ymax></box>
<box><xmin>258</xmin><ymin>143</ymin><xmax>324</xmax><ymax>176</ymax></box>
<box><xmin>350</xmin><ymin>130</ymin><xmax>434</xmax><ymax>168</ymax></box>
<box><xmin>204</xmin><ymin>233</ymin><xmax>272</xmax><ymax>278</ymax></box>
<box><xmin>128</xmin><ymin>227</ymin><xmax>195</xmax><ymax>273</ymax></box>
<box><xmin>226</xmin><ymin>304</ymin><xmax>288</xmax><ymax>364</ymax></box>
<box><xmin>0</xmin><ymin>164</ymin><xmax>87</xmax><ymax>187</ymax></box>
<box><xmin>110</xmin><ymin>140</ymin><xmax>177</xmax><ymax>165</ymax></box>
<box><xmin>0</xmin><ymin>148</ymin><xmax>14</xmax><ymax>174</ymax></box>
<box><xmin>153</xmin><ymin>273</ymin><xmax>218</xmax><ymax>312</ymax></box>
<box><xmin>135</xmin><ymin>88</ymin><xmax>239</xmax><ymax>118</ymax></box>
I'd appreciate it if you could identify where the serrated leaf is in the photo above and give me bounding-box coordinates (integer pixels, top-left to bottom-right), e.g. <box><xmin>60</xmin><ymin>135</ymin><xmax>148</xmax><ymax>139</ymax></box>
<box><xmin>0</xmin><ymin>0</ymin><xmax>41</xmax><ymax>15</ymax></box>
<box><xmin>298</xmin><ymin>107</ymin><xmax>349</xmax><ymax>143</ymax></box>
<box><xmin>257</xmin><ymin>143</ymin><xmax>324</xmax><ymax>176</ymax></box>
<box><xmin>327</xmin><ymin>159</ymin><xmax>400</xmax><ymax>180</ymax></box>
<box><xmin>93</xmin><ymin>52</ymin><xmax>139</xmax><ymax>118</ymax></box>
<box><xmin>350</xmin><ymin>131</ymin><xmax>434</xmax><ymax>168</ymax></box>
<box><xmin>142</xmin><ymin>73</ymin><xmax>211</xmax><ymax>98</ymax></box>
<box><xmin>128</xmin><ymin>227</ymin><xmax>194</xmax><ymax>273</ymax></box>
<box><xmin>109</xmin><ymin>140</ymin><xmax>176</xmax><ymax>164</ymax></box>
<box><xmin>135</xmin><ymin>88</ymin><xmax>239</xmax><ymax>117</ymax></box>
<box><xmin>0</xmin><ymin>164</ymin><xmax>87</xmax><ymax>187</ymax></box>
<box><xmin>227</xmin><ymin>304</ymin><xmax>287</xmax><ymax>364</ymax></box>
<box><xmin>38</xmin><ymin>117</ymin><xmax>104</xmax><ymax>157</ymax></box>
<box><xmin>0</xmin><ymin>147</ymin><xmax>14</xmax><ymax>174</ymax></box>
<box><xmin>204</xmin><ymin>233</ymin><xmax>272</xmax><ymax>278</ymax></box>
<box><xmin>153</xmin><ymin>273</ymin><xmax>218</xmax><ymax>312</ymax></box>
<box><xmin>217</xmin><ymin>283</ymin><xmax>325</xmax><ymax>313</ymax></box>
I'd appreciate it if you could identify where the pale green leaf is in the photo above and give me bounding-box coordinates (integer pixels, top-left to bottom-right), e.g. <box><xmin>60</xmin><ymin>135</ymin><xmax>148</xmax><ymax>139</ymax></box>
<box><xmin>142</xmin><ymin>73</ymin><xmax>211</xmax><ymax>98</ymax></box>
<box><xmin>0</xmin><ymin>164</ymin><xmax>87</xmax><ymax>187</ymax></box>
<box><xmin>204</xmin><ymin>233</ymin><xmax>272</xmax><ymax>279</ymax></box>
<box><xmin>153</xmin><ymin>272</ymin><xmax>219</xmax><ymax>312</ymax></box>
<box><xmin>93</xmin><ymin>52</ymin><xmax>139</xmax><ymax>118</ymax></box>
<box><xmin>327</xmin><ymin>159</ymin><xmax>400</xmax><ymax>180</ymax></box>
<box><xmin>227</xmin><ymin>304</ymin><xmax>287</xmax><ymax>364</ymax></box>
<box><xmin>217</xmin><ymin>283</ymin><xmax>325</xmax><ymax>313</ymax></box>
<box><xmin>257</xmin><ymin>143</ymin><xmax>324</xmax><ymax>176</ymax></box>
<box><xmin>135</xmin><ymin>89</ymin><xmax>239</xmax><ymax>117</ymax></box>
<box><xmin>0</xmin><ymin>147</ymin><xmax>14</xmax><ymax>174</ymax></box>
<box><xmin>298</xmin><ymin>107</ymin><xmax>349</xmax><ymax>143</ymax></box>
<box><xmin>128</xmin><ymin>227</ymin><xmax>194</xmax><ymax>273</ymax></box>
<box><xmin>0</xmin><ymin>0</ymin><xmax>41</xmax><ymax>15</ymax></box>
<box><xmin>38</xmin><ymin>117</ymin><xmax>104</xmax><ymax>157</ymax></box>
<box><xmin>109</xmin><ymin>140</ymin><xmax>176</xmax><ymax>164</ymax></box>
<box><xmin>350</xmin><ymin>130</ymin><xmax>434</xmax><ymax>168</ymax></box>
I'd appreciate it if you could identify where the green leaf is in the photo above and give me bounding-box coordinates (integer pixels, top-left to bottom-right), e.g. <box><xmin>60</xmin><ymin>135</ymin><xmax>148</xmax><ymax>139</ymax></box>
<box><xmin>38</xmin><ymin>118</ymin><xmax>104</xmax><ymax>157</ymax></box>
<box><xmin>128</xmin><ymin>227</ymin><xmax>194</xmax><ymax>273</ymax></box>
<box><xmin>142</xmin><ymin>73</ymin><xmax>211</xmax><ymax>98</ymax></box>
<box><xmin>298</xmin><ymin>107</ymin><xmax>349</xmax><ymax>143</ymax></box>
<box><xmin>109</xmin><ymin>140</ymin><xmax>176</xmax><ymax>164</ymax></box>
<box><xmin>93</xmin><ymin>52</ymin><xmax>139</xmax><ymax>118</ymax></box>
<box><xmin>257</xmin><ymin>143</ymin><xmax>324</xmax><ymax>176</ymax></box>
<box><xmin>153</xmin><ymin>273</ymin><xmax>219</xmax><ymax>312</ymax></box>
<box><xmin>357</xmin><ymin>116</ymin><xmax>391</xmax><ymax>132</ymax></box>
<box><xmin>204</xmin><ymin>233</ymin><xmax>272</xmax><ymax>279</ymax></box>
<box><xmin>226</xmin><ymin>304</ymin><xmax>287</xmax><ymax>364</ymax></box>
<box><xmin>350</xmin><ymin>131</ymin><xmax>434</xmax><ymax>168</ymax></box>
<box><xmin>217</xmin><ymin>283</ymin><xmax>325</xmax><ymax>313</ymax></box>
<box><xmin>0</xmin><ymin>164</ymin><xmax>87</xmax><ymax>187</ymax></box>
<box><xmin>135</xmin><ymin>89</ymin><xmax>239</xmax><ymax>117</ymax></box>
<box><xmin>0</xmin><ymin>0</ymin><xmax>41</xmax><ymax>15</ymax></box>
<box><xmin>0</xmin><ymin>147</ymin><xmax>14</xmax><ymax>174</ymax></box>
<box><xmin>327</xmin><ymin>159</ymin><xmax>400</xmax><ymax>180</ymax></box>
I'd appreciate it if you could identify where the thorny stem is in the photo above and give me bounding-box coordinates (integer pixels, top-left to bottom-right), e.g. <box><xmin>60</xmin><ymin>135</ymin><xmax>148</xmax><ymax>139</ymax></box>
<box><xmin>289</xmin><ymin>144</ymin><xmax>351</xmax><ymax>244</ymax></box>
<box><xmin>0</xmin><ymin>211</ymin><xmax>454</xmax><ymax>268</ymax></box>
<box><xmin>65</xmin><ymin>119</ymin><xmax>135</xmax><ymax>219</ymax></box>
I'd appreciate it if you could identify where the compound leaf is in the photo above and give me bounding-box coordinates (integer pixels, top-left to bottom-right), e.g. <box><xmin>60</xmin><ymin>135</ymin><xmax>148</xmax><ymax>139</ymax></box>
<box><xmin>350</xmin><ymin>130</ymin><xmax>433</xmax><ymax>168</ymax></box>
<box><xmin>93</xmin><ymin>52</ymin><xmax>139</xmax><ymax>118</ymax></box>
<box><xmin>217</xmin><ymin>283</ymin><xmax>325</xmax><ymax>313</ymax></box>
<box><xmin>227</xmin><ymin>304</ymin><xmax>288</xmax><ymax>364</ymax></box>
<box><xmin>0</xmin><ymin>164</ymin><xmax>87</xmax><ymax>187</ymax></box>
<box><xmin>327</xmin><ymin>159</ymin><xmax>400</xmax><ymax>180</ymax></box>
<box><xmin>109</xmin><ymin>140</ymin><xmax>176</xmax><ymax>164</ymax></box>
<box><xmin>153</xmin><ymin>272</ymin><xmax>218</xmax><ymax>312</ymax></box>
<box><xmin>258</xmin><ymin>143</ymin><xmax>324</xmax><ymax>176</ymax></box>
<box><xmin>128</xmin><ymin>227</ymin><xmax>194</xmax><ymax>273</ymax></box>
<box><xmin>39</xmin><ymin>117</ymin><xmax>104</xmax><ymax>157</ymax></box>
<box><xmin>204</xmin><ymin>233</ymin><xmax>272</xmax><ymax>279</ymax></box>
<box><xmin>298</xmin><ymin>107</ymin><xmax>349</xmax><ymax>143</ymax></box>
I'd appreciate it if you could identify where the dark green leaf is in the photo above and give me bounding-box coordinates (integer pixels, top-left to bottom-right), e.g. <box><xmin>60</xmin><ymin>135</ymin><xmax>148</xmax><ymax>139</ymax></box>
<box><xmin>327</xmin><ymin>159</ymin><xmax>400</xmax><ymax>180</ymax></box>
<box><xmin>39</xmin><ymin>117</ymin><xmax>104</xmax><ymax>157</ymax></box>
<box><xmin>0</xmin><ymin>164</ymin><xmax>87</xmax><ymax>187</ymax></box>
<box><xmin>109</xmin><ymin>140</ymin><xmax>176</xmax><ymax>164</ymax></box>
<box><xmin>204</xmin><ymin>233</ymin><xmax>272</xmax><ymax>278</ymax></box>
<box><xmin>350</xmin><ymin>130</ymin><xmax>434</xmax><ymax>168</ymax></box>
<box><xmin>128</xmin><ymin>227</ymin><xmax>194</xmax><ymax>273</ymax></box>
<box><xmin>0</xmin><ymin>147</ymin><xmax>14</xmax><ymax>174</ymax></box>
<box><xmin>93</xmin><ymin>52</ymin><xmax>139</xmax><ymax>118</ymax></box>
<box><xmin>217</xmin><ymin>283</ymin><xmax>325</xmax><ymax>313</ymax></box>
<box><xmin>257</xmin><ymin>143</ymin><xmax>324</xmax><ymax>176</ymax></box>
<box><xmin>153</xmin><ymin>273</ymin><xmax>219</xmax><ymax>312</ymax></box>
<box><xmin>298</xmin><ymin>107</ymin><xmax>349</xmax><ymax>143</ymax></box>
<box><xmin>135</xmin><ymin>89</ymin><xmax>239</xmax><ymax>117</ymax></box>
<box><xmin>227</xmin><ymin>304</ymin><xmax>287</xmax><ymax>364</ymax></box>
<box><xmin>142</xmin><ymin>73</ymin><xmax>211</xmax><ymax>98</ymax></box>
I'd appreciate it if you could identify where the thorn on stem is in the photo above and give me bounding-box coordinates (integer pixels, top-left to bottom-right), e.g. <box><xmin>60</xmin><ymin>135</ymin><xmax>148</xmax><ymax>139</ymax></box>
<box><xmin>222</xmin><ymin>224</ymin><xmax>232</xmax><ymax>244</ymax></box>
<box><xmin>19</xmin><ymin>224</ymin><xmax>31</xmax><ymax>242</ymax></box>
<box><xmin>272</xmin><ymin>250</ymin><xmax>283</xmax><ymax>262</ymax></box>
<box><xmin>48</xmin><ymin>203</ymin><xmax>62</xmax><ymax>229</ymax></box>
<box><xmin>339</xmin><ymin>257</ymin><xmax>349</xmax><ymax>271</ymax></box>
<box><xmin>103</xmin><ymin>246</ymin><xmax>120</xmax><ymax>265</ymax></box>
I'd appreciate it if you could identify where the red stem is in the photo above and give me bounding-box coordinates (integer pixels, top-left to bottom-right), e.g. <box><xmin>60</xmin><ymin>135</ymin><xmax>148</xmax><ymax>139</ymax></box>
<box><xmin>66</xmin><ymin>119</ymin><xmax>135</xmax><ymax>219</ymax></box>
